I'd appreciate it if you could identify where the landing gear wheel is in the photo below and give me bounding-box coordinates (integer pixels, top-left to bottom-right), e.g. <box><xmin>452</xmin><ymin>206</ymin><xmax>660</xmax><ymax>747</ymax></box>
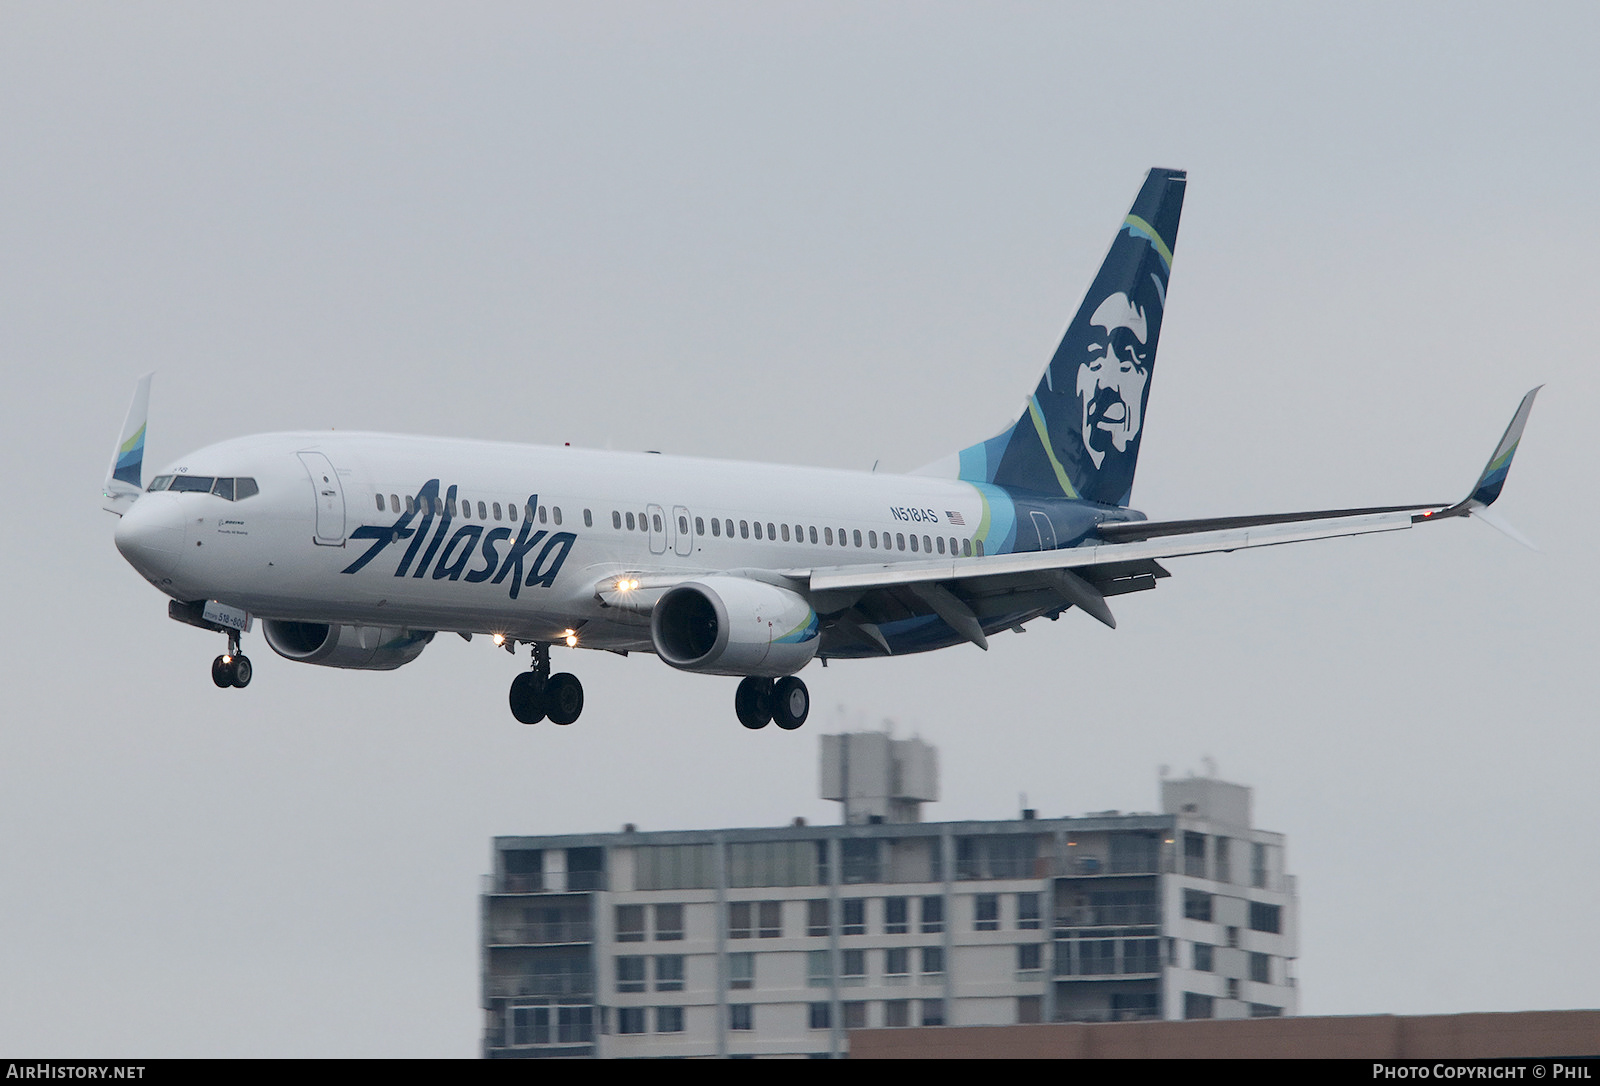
<box><xmin>211</xmin><ymin>656</ymin><xmax>235</xmax><ymax>688</ymax></box>
<box><xmin>771</xmin><ymin>676</ymin><xmax>809</xmax><ymax>730</ymax></box>
<box><xmin>544</xmin><ymin>673</ymin><xmax>584</xmax><ymax>726</ymax></box>
<box><xmin>231</xmin><ymin>655</ymin><xmax>252</xmax><ymax>688</ymax></box>
<box><xmin>735</xmin><ymin>677</ymin><xmax>773</xmax><ymax>730</ymax></box>
<box><xmin>509</xmin><ymin>671</ymin><xmax>546</xmax><ymax>725</ymax></box>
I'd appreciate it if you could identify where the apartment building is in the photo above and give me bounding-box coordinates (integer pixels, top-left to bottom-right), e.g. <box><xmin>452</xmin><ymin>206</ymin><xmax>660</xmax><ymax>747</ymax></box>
<box><xmin>481</xmin><ymin>735</ymin><xmax>1297</xmax><ymax>1057</ymax></box>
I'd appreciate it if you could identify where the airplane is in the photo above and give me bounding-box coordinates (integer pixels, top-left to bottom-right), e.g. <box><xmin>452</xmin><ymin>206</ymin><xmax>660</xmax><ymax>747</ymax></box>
<box><xmin>103</xmin><ymin>168</ymin><xmax>1540</xmax><ymax>731</ymax></box>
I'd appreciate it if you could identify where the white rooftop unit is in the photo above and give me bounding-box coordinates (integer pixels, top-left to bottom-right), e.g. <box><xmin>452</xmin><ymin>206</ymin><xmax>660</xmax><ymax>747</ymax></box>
<box><xmin>820</xmin><ymin>732</ymin><xmax>939</xmax><ymax>824</ymax></box>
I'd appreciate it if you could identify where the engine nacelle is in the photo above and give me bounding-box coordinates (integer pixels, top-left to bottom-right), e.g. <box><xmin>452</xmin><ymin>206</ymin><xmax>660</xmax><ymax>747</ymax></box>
<box><xmin>262</xmin><ymin>620</ymin><xmax>434</xmax><ymax>671</ymax></box>
<box><xmin>651</xmin><ymin>577</ymin><xmax>819</xmax><ymax>677</ymax></box>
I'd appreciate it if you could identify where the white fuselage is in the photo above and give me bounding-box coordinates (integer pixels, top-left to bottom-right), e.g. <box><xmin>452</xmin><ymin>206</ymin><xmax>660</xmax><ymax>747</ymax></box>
<box><xmin>115</xmin><ymin>432</ymin><xmax>1006</xmax><ymax>655</ymax></box>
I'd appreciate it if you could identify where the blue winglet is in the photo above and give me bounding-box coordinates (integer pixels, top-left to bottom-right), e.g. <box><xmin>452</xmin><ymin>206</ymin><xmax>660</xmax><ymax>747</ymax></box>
<box><xmin>1468</xmin><ymin>386</ymin><xmax>1541</xmax><ymax>508</ymax></box>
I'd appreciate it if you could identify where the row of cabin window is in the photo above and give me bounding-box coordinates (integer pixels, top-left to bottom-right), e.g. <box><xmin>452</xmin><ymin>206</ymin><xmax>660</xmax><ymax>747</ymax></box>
<box><xmin>375</xmin><ymin>493</ymin><xmax>594</xmax><ymax>528</ymax></box>
<box><xmin>609</xmin><ymin>508</ymin><xmax>983</xmax><ymax>558</ymax></box>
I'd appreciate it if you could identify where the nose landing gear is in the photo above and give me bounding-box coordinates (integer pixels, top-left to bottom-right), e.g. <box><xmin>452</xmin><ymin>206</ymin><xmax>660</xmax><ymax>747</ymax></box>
<box><xmin>211</xmin><ymin>629</ymin><xmax>252</xmax><ymax>689</ymax></box>
<box><xmin>509</xmin><ymin>642</ymin><xmax>584</xmax><ymax>726</ymax></box>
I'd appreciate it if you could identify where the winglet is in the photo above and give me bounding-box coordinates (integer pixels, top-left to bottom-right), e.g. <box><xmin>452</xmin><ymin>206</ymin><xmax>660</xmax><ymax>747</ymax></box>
<box><xmin>103</xmin><ymin>373</ymin><xmax>153</xmax><ymax>516</ymax></box>
<box><xmin>1466</xmin><ymin>386</ymin><xmax>1540</xmax><ymax>509</ymax></box>
<box><xmin>1411</xmin><ymin>386</ymin><xmax>1541</xmax><ymax>545</ymax></box>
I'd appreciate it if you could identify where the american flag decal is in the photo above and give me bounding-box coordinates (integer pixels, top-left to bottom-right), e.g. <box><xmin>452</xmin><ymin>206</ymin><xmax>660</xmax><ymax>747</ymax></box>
<box><xmin>946</xmin><ymin>511</ymin><xmax>965</xmax><ymax>525</ymax></box>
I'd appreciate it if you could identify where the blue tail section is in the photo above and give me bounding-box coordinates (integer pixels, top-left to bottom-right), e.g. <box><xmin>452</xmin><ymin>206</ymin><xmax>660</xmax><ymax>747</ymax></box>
<box><xmin>942</xmin><ymin>169</ymin><xmax>1186</xmax><ymax>507</ymax></box>
<box><xmin>103</xmin><ymin>373</ymin><xmax>153</xmax><ymax>514</ymax></box>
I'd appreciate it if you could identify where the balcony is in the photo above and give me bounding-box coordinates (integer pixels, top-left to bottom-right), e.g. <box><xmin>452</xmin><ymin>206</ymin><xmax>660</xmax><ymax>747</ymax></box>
<box><xmin>486</xmin><ymin>972</ymin><xmax>595</xmax><ymax>999</ymax></box>
<box><xmin>489</xmin><ymin>871</ymin><xmax>608</xmax><ymax>894</ymax></box>
<box><xmin>486</xmin><ymin>920</ymin><xmax>594</xmax><ymax>946</ymax></box>
<box><xmin>1053</xmin><ymin>904</ymin><xmax>1161</xmax><ymax>928</ymax></box>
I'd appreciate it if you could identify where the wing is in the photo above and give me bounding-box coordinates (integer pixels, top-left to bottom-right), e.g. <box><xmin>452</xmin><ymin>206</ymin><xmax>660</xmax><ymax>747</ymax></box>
<box><xmin>803</xmin><ymin>388</ymin><xmax>1541</xmax><ymax>654</ymax></box>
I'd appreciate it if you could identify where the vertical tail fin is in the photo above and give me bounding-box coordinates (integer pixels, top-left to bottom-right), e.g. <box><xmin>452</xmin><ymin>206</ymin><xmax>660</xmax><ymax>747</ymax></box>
<box><xmin>921</xmin><ymin>169</ymin><xmax>1186</xmax><ymax>506</ymax></box>
<box><xmin>103</xmin><ymin>373</ymin><xmax>153</xmax><ymax>515</ymax></box>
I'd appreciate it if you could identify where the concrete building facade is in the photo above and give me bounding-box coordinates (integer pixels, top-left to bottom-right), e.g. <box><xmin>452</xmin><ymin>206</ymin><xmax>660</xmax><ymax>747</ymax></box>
<box><xmin>480</xmin><ymin>738</ymin><xmax>1297</xmax><ymax>1058</ymax></box>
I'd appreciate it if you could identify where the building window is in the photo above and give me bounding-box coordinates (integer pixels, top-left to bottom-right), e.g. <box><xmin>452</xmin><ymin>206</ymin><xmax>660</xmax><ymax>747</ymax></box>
<box><xmin>1250</xmin><ymin>901</ymin><xmax>1282</xmax><ymax>934</ymax></box>
<box><xmin>921</xmin><ymin>896</ymin><xmax>944</xmax><ymax>934</ymax></box>
<box><xmin>921</xmin><ymin>999</ymin><xmax>945</xmax><ymax>1027</ymax></box>
<box><xmin>1017</xmin><ymin>943</ymin><xmax>1042</xmax><ymax>972</ymax></box>
<box><xmin>843</xmin><ymin>1002</ymin><xmax>868</xmax><ymax>1030</ymax></box>
<box><xmin>921</xmin><ymin>946</ymin><xmax>944</xmax><ymax>977</ymax></box>
<box><xmin>884</xmin><ymin>1000</ymin><xmax>910</xmax><ymax>1028</ymax></box>
<box><xmin>1125</xmin><ymin>937</ymin><xmax>1160</xmax><ymax>974</ymax></box>
<box><xmin>618</xmin><ymin>1007</ymin><xmax>646</xmax><ymax>1035</ymax></box>
<box><xmin>1018</xmin><ymin>995</ymin><xmax>1043</xmax><ymax>1024</ymax></box>
<box><xmin>729</xmin><ymin>902</ymin><xmax>752</xmax><ymax>940</ymax></box>
<box><xmin>807</xmin><ymin>899</ymin><xmax>830</xmax><ymax>937</ymax></box>
<box><xmin>1193</xmin><ymin>942</ymin><xmax>1214</xmax><ymax>972</ymax></box>
<box><xmin>557</xmin><ymin>1006</ymin><xmax>592</xmax><ymax>1044</ymax></box>
<box><xmin>1184</xmin><ymin>889</ymin><xmax>1213</xmax><ymax>922</ymax></box>
<box><xmin>616</xmin><ymin>904</ymin><xmax>645</xmax><ymax>942</ymax></box>
<box><xmin>841</xmin><ymin>949</ymin><xmax>866</xmax><ymax>986</ymax></box>
<box><xmin>885</xmin><ymin>896</ymin><xmax>908</xmax><ymax>935</ymax></box>
<box><xmin>809</xmin><ymin>1002</ymin><xmax>831</xmax><ymax>1030</ymax></box>
<box><xmin>841</xmin><ymin>838</ymin><xmax>881</xmax><ymax>883</ymax></box>
<box><xmin>808</xmin><ymin>950</ymin><xmax>830</xmax><ymax>987</ymax></box>
<box><xmin>1227</xmin><ymin>977</ymin><xmax>1241</xmax><ymax>1000</ymax></box>
<box><xmin>1251</xmin><ymin>951</ymin><xmax>1271</xmax><ymax>984</ymax></box>
<box><xmin>1250</xmin><ymin>1003</ymin><xmax>1283</xmax><ymax>1018</ymax></box>
<box><xmin>616</xmin><ymin>956</ymin><xmax>645</xmax><ymax>993</ymax></box>
<box><xmin>654</xmin><ymin>955</ymin><xmax>684</xmax><ymax>992</ymax></box>
<box><xmin>1183</xmin><ymin>832</ymin><xmax>1207</xmax><ymax>878</ymax></box>
<box><xmin>730</xmin><ymin>1004</ymin><xmax>753</xmax><ymax>1031</ymax></box>
<box><xmin>758</xmin><ymin>900</ymin><xmax>781</xmax><ymax>938</ymax></box>
<box><xmin>1184</xmin><ymin>992</ymin><xmax>1215</xmax><ymax>1020</ymax></box>
<box><xmin>729</xmin><ymin>952</ymin><xmax>754</xmax><ymax>990</ymax></box>
<box><xmin>1216</xmin><ymin>836</ymin><xmax>1233</xmax><ymax>884</ymax></box>
<box><xmin>1112</xmin><ymin>993</ymin><xmax>1160</xmax><ymax>1021</ymax></box>
<box><xmin>885</xmin><ymin>947</ymin><xmax>909</xmax><ymax>981</ymax></box>
<box><xmin>655</xmin><ymin>903</ymin><xmax>683</xmax><ymax>941</ymax></box>
<box><xmin>842</xmin><ymin>898</ymin><xmax>865</xmax><ymax>936</ymax></box>
<box><xmin>656</xmin><ymin>1006</ymin><xmax>684</xmax><ymax>1033</ymax></box>
<box><xmin>1252</xmin><ymin>842</ymin><xmax>1269</xmax><ymax>889</ymax></box>
<box><xmin>975</xmin><ymin>893</ymin><xmax>999</xmax><ymax>931</ymax></box>
<box><xmin>509</xmin><ymin>1005</ymin><xmax>549</xmax><ymax>1046</ymax></box>
<box><xmin>1017</xmin><ymin>892</ymin><xmax>1041</xmax><ymax>930</ymax></box>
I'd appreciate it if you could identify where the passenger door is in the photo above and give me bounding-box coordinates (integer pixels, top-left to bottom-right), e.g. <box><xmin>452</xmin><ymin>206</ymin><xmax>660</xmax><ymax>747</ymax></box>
<box><xmin>297</xmin><ymin>451</ymin><xmax>347</xmax><ymax>546</ymax></box>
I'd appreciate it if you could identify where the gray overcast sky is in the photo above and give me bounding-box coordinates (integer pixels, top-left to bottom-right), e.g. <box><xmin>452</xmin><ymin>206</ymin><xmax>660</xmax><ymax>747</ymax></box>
<box><xmin>2</xmin><ymin>2</ymin><xmax>1596</xmax><ymax>1057</ymax></box>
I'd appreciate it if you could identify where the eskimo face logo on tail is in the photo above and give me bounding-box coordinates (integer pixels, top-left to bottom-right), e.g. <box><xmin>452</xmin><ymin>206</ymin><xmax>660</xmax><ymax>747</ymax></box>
<box><xmin>340</xmin><ymin>480</ymin><xmax>575</xmax><ymax>599</ymax></box>
<box><xmin>1077</xmin><ymin>291</ymin><xmax>1151</xmax><ymax>470</ymax></box>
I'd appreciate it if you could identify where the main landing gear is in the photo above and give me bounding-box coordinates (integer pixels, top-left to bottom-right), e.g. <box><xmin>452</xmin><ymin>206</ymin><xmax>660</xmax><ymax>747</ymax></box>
<box><xmin>509</xmin><ymin>642</ymin><xmax>584</xmax><ymax>726</ymax></box>
<box><xmin>735</xmin><ymin>676</ymin><xmax>809</xmax><ymax>731</ymax></box>
<box><xmin>211</xmin><ymin>629</ymin><xmax>252</xmax><ymax>689</ymax></box>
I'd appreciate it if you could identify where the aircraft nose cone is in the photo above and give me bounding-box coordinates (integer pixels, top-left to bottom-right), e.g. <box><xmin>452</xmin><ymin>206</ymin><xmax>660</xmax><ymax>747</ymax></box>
<box><xmin>114</xmin><ymin>495</ymin><xmax>187</xmax><ymax>582</ymax></box>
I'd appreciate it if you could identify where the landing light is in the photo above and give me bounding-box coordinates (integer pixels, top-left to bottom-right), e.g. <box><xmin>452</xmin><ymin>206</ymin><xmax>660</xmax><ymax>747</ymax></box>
<box><xmin>563</xmin><ymin>629</ymin><xmax>579</xmax><ymax>648</ymax></box>
<box><xmin>615</xmin><ymin>577</ymin><xmax>640</xmax><ymax>592</ymax></box>
<box><xmin>492</xmin><ymin>633</ymin><xmax>506</xmax><ymax>647</ymax></box>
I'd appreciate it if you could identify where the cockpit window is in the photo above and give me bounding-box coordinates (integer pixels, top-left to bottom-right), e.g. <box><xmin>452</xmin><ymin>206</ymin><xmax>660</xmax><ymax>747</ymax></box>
<box><xmin>149</xmin><ymin>475</ymin><xmax>258</xmax><ymax>500</ymax></box>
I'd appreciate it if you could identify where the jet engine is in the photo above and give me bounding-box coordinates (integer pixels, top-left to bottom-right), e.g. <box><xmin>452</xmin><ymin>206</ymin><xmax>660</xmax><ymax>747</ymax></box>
<box><xmin>262</xmin><ymin>620</ymin><xmax>434</xmax><ymax>671</ymax></box>
<box><xmin>651</xmin><ymin>577</ymin><xmax>819</xmax><ymax>677</ymax></box>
